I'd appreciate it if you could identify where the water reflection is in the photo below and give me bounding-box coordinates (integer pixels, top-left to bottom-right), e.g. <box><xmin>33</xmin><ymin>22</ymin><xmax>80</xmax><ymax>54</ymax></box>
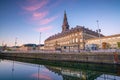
<box><xmin>12</xmin><ymin>60</ymin><xmax>14</xmax><ymax>80</ymax></box>
<box><xmin>46</xmin><ymin>66</ymin><xmax>120</xmax><ymax>80</ymax></box>
<box><xmin>0</xmin><ymin>58</ymin><xmax>120</xmax><ymax>80</ymax></box>
<box><xmin>32</xmin><ymin>65</ymin><xmax>60</xmax><ymax>80</ymax></box>
<box><xmin>95</xmin><ymin>74</ymin><xmax>120</xmax><ymax>80</ymax></box>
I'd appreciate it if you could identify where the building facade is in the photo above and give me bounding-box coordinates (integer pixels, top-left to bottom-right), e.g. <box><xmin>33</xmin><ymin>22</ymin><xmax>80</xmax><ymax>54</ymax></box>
<box><xmin>86</xmin><ymin>34</ymin><xmax>120</xmax><ymax>50</ymax></box>
<box><xmin>44</xmin><ymin>12</ymin><xmax>104</xmax><ymax>51</ymax></box>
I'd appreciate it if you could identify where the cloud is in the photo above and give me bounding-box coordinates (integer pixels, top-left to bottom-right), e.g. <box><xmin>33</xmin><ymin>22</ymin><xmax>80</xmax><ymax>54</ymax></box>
<box><xmin>36</xmin><ymin>26</ymin><xmax>53</xmax><ymax>32</ymax></box>
<box><xmin>22</xmin><ymin>0</ymin><xmax>48</xmax><ymax>11</ymax></box>
<box><xmin>39</xmin><ymin>16</ymin><xmax>58</xmax><ymax>25</ymax></box>
<box><xmin>32</xmin><ymin>11</ymin><xmax>48</xmax><ymax>20</ymax></box>
<box><xmin>31</xmin><ymin>73</ymin><xmax>52</xmax><ymax>80</ymax></box>
<box><xmin>20</xmin><ymin>0</ymin><xmax>60</xmax><ymax>30</ymax></box>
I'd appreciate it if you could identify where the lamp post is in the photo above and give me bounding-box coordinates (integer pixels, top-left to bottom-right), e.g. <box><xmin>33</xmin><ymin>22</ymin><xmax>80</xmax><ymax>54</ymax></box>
<box><xmin>96</xmin><ymin>20</ymin><xmax>101</xmax><ymax>49</ymax></box>
<box><xmin>39</xmin><ymin>32</ymin><xmax>41</xmax><ymax>50</ymax></box>
<box><xmin>15</xmin><ymin>37</ymin><xmax>17</xmax><ymax>49</ymax></box>
<box><xmin>2</xmin><ymin>41</ymin><xmax>4</xmax><ymax>46</ymax></box>
<box><xmin>82</xmin><ymin>26</ymin><xmax>86</xmax><ymax>50</ymax></box>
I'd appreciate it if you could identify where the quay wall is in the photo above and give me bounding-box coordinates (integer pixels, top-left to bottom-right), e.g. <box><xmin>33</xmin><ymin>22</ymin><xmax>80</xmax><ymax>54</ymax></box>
<box><xmin>0</xmin><ymin>52</ymin><xmax>120</xmax><ymax>64</ymax></box>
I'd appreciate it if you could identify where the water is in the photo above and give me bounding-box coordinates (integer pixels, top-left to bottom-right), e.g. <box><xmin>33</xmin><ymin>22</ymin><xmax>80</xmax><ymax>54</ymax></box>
<box><xmin>0</xmin><ymin>57</ymin><xmax>120</xmax><ymax>80</ymax></box>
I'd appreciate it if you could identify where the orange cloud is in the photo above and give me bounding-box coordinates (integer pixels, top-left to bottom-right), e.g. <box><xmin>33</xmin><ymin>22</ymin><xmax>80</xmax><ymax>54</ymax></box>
<box><xmin>32</xmin><ymin>11</ymin><xmax>48</xmax><ymax>20</ymax></box>
<box><xmin>23</xmin><ymin>0</ymin><xmax>48</xmax><ymax>11</ymax></box>
<box><xmin>39</xmin><ymin>16</ymin><xmax>58</xmax><ymax>25</ymax></box>
<box><xmin>36</xmin><ymin>26</ymin><xmax>53</xmax><ymax>32</ymax></box>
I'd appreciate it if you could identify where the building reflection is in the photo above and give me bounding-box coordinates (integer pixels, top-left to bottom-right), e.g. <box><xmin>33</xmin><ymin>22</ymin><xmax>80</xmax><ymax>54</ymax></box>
<box><xmin>46</xmin><ymin>66</ymin><xmax>120</xmax><ymax>80</ymax></box>
<box><xmin>117</xmin><ymin>65</ymin><xmax>120</xmax><ymax>76</ymax></box>
<box><xmin>4</xmin><ymin>57</ymin><xmax>120</xmax><ymax>80</ymax></box>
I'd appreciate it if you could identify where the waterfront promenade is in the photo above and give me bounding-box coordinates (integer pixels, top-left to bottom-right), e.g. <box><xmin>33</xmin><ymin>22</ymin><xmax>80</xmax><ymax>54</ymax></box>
<box><xmin>0</xmin><ymin>50</ymin><xmax>120</xmax><ymax>64</ymax></box>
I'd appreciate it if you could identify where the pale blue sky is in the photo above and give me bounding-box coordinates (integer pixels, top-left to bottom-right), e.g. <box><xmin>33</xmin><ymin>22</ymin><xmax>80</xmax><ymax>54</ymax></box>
<box><xmin>0</xmin><ymin>0</ymin><xmax>120</xmax><ymax>46</ymax></box>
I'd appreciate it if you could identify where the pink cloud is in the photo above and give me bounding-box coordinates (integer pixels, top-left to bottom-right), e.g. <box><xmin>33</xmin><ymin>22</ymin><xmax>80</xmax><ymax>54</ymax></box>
<box><xmin>36</xmin><ymin>26</ymin><xmax>53</xmax><ymax>32</ymax></box>
<box><xmin>31</xmin><ymin>73</ymin><xmax>52</xmax><ymax>80</ymax></box>
<box><xmin>19</xmin><ymin>0</ymin><xmax>60</xmax><ymax>26</ymax></box>
<box><xmin>23</xmin><ymin>0</ymin><xmax>48</xmax><ymax>11</ymax></box>
<box><xmin>39</xmin><ymin>16</ymin><xmax>58</xmax><ymax>25</ymax></box>
<box><xmin>32</xmin><ymin>11</ymin><xmax>48</xmax><ymax>20</ymax></box>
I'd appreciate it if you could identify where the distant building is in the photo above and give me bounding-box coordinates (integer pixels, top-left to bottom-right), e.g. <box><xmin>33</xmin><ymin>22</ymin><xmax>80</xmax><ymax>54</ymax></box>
<box><xmin>9</xmin><ymin>46</ymin><xmax>20</xmax><ymax>51</ymax></box>
<box><xmin>44</xmin><ymin>11</ymin><xmax>104</xmax><ymax>51</ymax></box>
<box><xmin>19</xmin><ymin>44</ymin><xmax>45</xmax><ymax>51</ymax></box>
<box><xmin>19</xmin><ymin>44</ymin><xmax>37</xmax><ymax>51</ymax></box>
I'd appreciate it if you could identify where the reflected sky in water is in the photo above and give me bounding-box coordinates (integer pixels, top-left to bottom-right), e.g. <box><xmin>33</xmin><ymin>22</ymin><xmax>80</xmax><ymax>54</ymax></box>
<box><xmin>0</xmin><ymin>59</ymin><xmax>62</xmax><ymax>80</ymax></box>
<box><xmin>0</xmin><ymin>59</ymin><xmax>120</xmax><ymax>80</ymax></box>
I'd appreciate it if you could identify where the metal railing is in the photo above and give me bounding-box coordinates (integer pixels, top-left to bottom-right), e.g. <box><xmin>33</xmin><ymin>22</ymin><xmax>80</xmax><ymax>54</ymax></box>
<box><xmin>1</xmin><ymin>49</ymin><xmax>120</xmax><ymax>54</ymax></box>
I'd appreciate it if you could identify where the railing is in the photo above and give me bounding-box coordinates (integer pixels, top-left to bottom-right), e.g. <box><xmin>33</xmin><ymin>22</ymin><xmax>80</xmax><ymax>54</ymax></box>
<box><xmin>1</xmin><ymin>50</ymin><xmax>61</xmax><ymax>54</ymax></box>
<box><xmin>1</xmin><ymin>49</ymin><xmax>120</xmax><ymax>54</ymax></box>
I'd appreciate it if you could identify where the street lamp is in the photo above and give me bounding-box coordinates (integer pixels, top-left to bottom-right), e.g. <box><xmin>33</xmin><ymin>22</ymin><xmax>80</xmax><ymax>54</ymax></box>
<box><xmin>39</xmin><ymin>32</ymin><xmax>41</xmax><ymax>50</ymax></box>
<box><xmin>82</xmin><ymin>26</ymin><xmax>86</xmax><ymax>50</ymax></box>
<box><xmin>2</xmin><ymin>41</ymin><xmax>4</xmax><ymax>46</ymax></box>
<box><xmin>96</xmin><ymin>20</ymin><xmax>102</xmax><ymax>49</ymax></box>
<box><xmin>15</xmin><ymin>37</ymin><xmax>17</xmax><ymax>48</ymax></box>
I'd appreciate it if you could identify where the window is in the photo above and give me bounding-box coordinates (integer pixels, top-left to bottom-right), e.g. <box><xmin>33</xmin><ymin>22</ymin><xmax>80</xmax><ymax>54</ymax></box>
<box><xmin>75</xmin><ymin>33</ymin><xmax>77</xmax><ymax>36</ymax></box>
<box><xmin>76</xmin><ymin>38</ymin><xmax>78</xmax><ymax>42</ymax></box>
<box><xmin>73</xmin><ymin>39</ymin><xmax>74</xmax><ymax>43</ymax></box>
<box><xmin>118</xmin><ymin>37</ymin><xmax>120</xmax><ymax>38</ymax></box>
<box><xmin>79</xmin><ymin>32</ymin><xmax>81</xmax><ymax>35</ymax></box>
<box><xmin>80</xmin><ymin>39</ymin><xmax>82</xmax><ymax>42</ymax></box>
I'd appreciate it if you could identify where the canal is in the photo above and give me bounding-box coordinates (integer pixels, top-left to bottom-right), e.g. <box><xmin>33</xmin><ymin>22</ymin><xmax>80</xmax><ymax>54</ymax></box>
<box><xmin>0</xmin><ymin>57</ymin><xmax>120</xmax><ymax>80</ymax></box>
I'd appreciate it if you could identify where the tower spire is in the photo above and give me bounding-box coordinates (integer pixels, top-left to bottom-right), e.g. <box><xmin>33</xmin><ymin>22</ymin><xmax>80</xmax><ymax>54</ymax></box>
<box><xmin>62</xmin><ymin>11</ymin><xmax>69</xmax><ymax>32</ymax></box>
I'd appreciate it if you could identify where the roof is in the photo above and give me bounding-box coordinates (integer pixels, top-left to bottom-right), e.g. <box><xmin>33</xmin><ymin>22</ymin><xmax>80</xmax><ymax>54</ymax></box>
<box><xmin>87</xmin><ymin>34</ymin><xmax>120</xmax><ymax>41</ymax></box>
<box><xmin>37</xmin><ymin>44</ymin><xmax>44</xmax><ymax>47</ymax></box>
<box><xmin>11</xmin><ymin>46</ymin><xmax>20</xmax><ymax>48</ymax></box>
<box><xmin>23</xmin><ymin>44</ymin><xmax>37</xmax><ymax>47</ymax></box>
<box><xmin>45</xmin><ymin>25</ymin><xmax>104</xmax><ymax>41</ymax></box>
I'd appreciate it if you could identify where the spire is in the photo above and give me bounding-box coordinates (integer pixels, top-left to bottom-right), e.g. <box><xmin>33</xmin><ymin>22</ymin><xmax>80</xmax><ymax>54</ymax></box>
<box><xmin>62</xmin><ymin>11</ymin><xmax>69</xmax><ymax>32</ymax></box>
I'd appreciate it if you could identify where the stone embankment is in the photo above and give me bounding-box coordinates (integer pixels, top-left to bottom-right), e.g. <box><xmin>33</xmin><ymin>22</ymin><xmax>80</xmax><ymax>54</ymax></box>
<box><xmin>0</xmin><ymin>51</ymin><xmax>120</xmax><ymax>64</ymax></box>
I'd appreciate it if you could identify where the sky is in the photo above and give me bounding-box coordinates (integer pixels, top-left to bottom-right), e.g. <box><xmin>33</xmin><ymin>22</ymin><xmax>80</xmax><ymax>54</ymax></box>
<box><xmin>0</xmin><ymin>0</ymin><xmax>120</xmax><ymax>46</ymax></box>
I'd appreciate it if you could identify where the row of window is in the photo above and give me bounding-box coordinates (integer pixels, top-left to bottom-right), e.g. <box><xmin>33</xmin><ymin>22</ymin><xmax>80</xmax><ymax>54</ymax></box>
<box><xmin>45</xmin><ymin>38</ymin><xmax>84</xmax><ymax>46</ymax></box>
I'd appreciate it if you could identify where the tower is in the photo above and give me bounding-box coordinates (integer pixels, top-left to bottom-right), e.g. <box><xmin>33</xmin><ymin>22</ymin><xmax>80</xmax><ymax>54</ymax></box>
<box><xmin>62</xmin><ymin>11</ymin><xmax>69</xmax><ymax>32</ymax></box>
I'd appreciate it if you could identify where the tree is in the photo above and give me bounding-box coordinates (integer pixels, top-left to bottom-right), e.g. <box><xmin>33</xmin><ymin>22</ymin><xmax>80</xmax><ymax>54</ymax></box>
<box><xmin>102</xmin><ymin>42</ymin><xmax>107</xmax><ymax>49</ymax></box>
<box><xmin>117</xmin><ymin>42</ymin><xmax>120</xmax><ymax>48</ymax></box>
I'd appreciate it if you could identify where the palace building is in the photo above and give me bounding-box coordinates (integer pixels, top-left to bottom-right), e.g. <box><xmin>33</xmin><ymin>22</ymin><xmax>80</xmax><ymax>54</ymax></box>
<box><xmin>44</xmin><ymin>11</ymin><xmax>104</xmax><ymax>51</ymax></box>
<box><xmin>45</xmin><ymin>11</ymin><xmax>120</xmax><ymax>51</ymax></box>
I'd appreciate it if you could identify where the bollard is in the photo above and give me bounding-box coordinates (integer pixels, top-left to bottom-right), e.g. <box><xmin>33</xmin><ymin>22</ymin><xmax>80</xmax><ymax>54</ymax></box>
<box><xmin>113</xmin><ymin>52</ymin><xmax>118</xmax><ymax>64</ymax></box>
